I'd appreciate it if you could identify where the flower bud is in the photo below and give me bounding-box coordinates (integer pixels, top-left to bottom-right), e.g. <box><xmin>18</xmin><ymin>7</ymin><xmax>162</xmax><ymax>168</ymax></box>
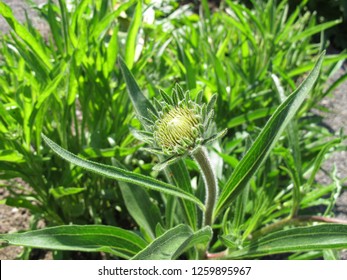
<box><xmin>154</xmin><ymin>106</ymin><xmax>201</xmax><ymax>155</ymax></box>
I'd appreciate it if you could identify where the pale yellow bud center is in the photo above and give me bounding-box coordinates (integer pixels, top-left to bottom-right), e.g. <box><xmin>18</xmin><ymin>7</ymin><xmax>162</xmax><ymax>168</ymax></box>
<box><xmin>154</xmin><ymin>106</ymin><xmax>199</xmax><ymax>153</ymax></box>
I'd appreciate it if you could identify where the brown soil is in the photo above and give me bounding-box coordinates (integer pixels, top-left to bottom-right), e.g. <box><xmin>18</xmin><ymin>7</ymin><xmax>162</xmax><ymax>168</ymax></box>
<box><xmin>0</xmin><ymin>185</ymin><xmax>30</xmax><ymax>259</ymax></box>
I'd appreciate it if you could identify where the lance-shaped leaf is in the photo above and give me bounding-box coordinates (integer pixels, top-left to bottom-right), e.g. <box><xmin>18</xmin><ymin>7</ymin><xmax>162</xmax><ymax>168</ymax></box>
<box><xmin>225</xmin><ymin>224</ymin><xmax>347</xmax><ymax>259</ymax></box>
<box><xmin>118</xmin><ymin>55</ymin><xmax>157</xmax><ymax>130</ymax></box>
<box><xmin>119</xmin><ymin>181</ymin><xmax>163</xmax><ymax>240</ymax></box>
<box><xmin>124</xmin><ymin>0</ymin><xmax>142</xmax><ymax>69</ymax></box>
<box><xmin>214</xmin><ymin>51</ymin><xmax>325</xmax><ymax>218</ymax></box>
<box><xmin>41</xmin><ymin>134</ymin><xmax>205</xmax><ymax>210</ymax></box>
<box><xmin>0</xmin><ymin>225</ymin><xmax>147</xmax><ymax>259</ymax></box>
<box><xmin>132</xmin><ymin>225</ymin><xmax>212</xmax><ymax>260</ymax></box>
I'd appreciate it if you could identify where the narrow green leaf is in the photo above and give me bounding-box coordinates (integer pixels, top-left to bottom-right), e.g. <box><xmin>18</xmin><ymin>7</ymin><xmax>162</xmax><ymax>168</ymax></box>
<box><xmin>0</xmin><ymin>102</ymin><xmax>16</xmax><ymax>130</ymax></box>
<box><xmin>0</xmin><ymin>150</ymin><xmax>24</xmax><ymax>162</ymax></box>
<box><xmin>324</xmin><ymin>166</ymin><xmax>343</xmax><ymax>216</ymax></box>
<box><xmin>47</xmin><ymin>0</ymin><xmax>63</xmax><ymax>53</ymax></box>
<box><xmin>227</xmin><ymin>107</ymin><xmax>276</xmax><ymax>128</ymax></box>
<box><xmin>119</xmin><ymin>182</ymin><xmax>162</xmax><ymax>240</ymax></box>
<box><xmin>168</xmin><ymin>161</ymin><xmax>198</xmax><ymax>230</ymax></box>
<box><xmin>7</xmin><ymin>30</ymin><xmax>49</xmax><ymax>80</ymax></box>
<box><xmin>214</xmin><ymin>51</ymin><xmax>325</xmax><ymax>218</ymax></box>
<box><xmin>272</xmin><ymin>73</ymin><xmax>303</xmax><ymax>217</ymax></box>
<box><xmin>57</xmin><ymin>0</ymin><xmax>70</xmax><ymax>54</ymax></box>
<box><xmin>306</xmin><ymin>138</ymin><xmax>341</xmax><ymax>188</ymax></box>
<box><xmin>201</xmin><ymin>0</ymin><xmax>211</xmax><ymax>20</ymax></box>
<box><xmin>67</xmin><ymin>55</ymin><xmax>78</xmax><ymax>105</ymax></box>
<box><xmin>178</xmin><ymin>44</ymin><xmax>196</xmax><ymax>89</ymax></box>
<box><xmin>274</xmin><ymin>3</ymin><xmax>302</xmax><ymax>44</ymax></box>
<box><xmin>118</xmin><ymin>55</ymin><xmax>157</xmax><ymax>129</ymax></box>
<box><xmin>41</xmin><ymin>134</ymin><xmax>204</xmax><ymax>210</ymax></box>
<box><xmin>0</xmin><ymin>225</ymin><xmax>147</xmax><ymax>259</ymax></box>
<box><xmin>132</xmin><ymin>225</ymin><xmax>212</xmax><ymax>260</ymax></box>
<box><xmin>5</xmin><ymin>197</ymin><xmax>41</xmax><ymax>213</ymax></box>
<box><xmin>125</xmin><ymin>0</ymin><xmax>142</xmax><ymax>69</ymax></box>
<box><xmin>0</xmin><ymin>2</ymin><xmax>52</xmax><ymax>70</ymax></box>
<box><xmin>185</xmin><ymin>226</ymin><xmax>213</xmax><ymax>249</ymax></box>
<box><xmin>49</xmin><ymin>187</ymin><xmax>86</xmax><ymax>199</ymax></box>
<box><xmin>323</xmin><ymin>72</ymin><xmax>347</xmax><ymax>98</ymax></box>
<box><xmin>226</xmin><ymin>224</ymin><xmax>347</xmax><ymax>259</ymax></box>
<box><xmin>91</xmin><ymin>0</ymin><xmax>135</xmax><ymax>41</ymax></box>
<box><xmin>291</xmin><ymin>19</ymin><xmax>342</xmax><ymax>42</ymax></box>
<box><xmin>288</xmin><ymin>53</ymin><xmax>347</xmax><ymax>77</ymax></box>
<box><xmin>215</xmin><ymin>151</ymin><xmax>239</xmax><ymax>169</ymax></box>
<box><xmin>36</xmin><ymin>62</ymin><xmax>68</xmax><ymax>109</ymax></box>
<box><xmin>105</xmin><ymin>25</ymin><xmax>119</xmax><ymax>76</ymax></box>
<box><xmin>69</xmin><ymin>0</ymin><xmax>89</xmax><ymax>48</ymax></box>
<box><xmin>132</xmin><ymin>224</ymin><xmax>192</xmax><ymax>260</ymax></box>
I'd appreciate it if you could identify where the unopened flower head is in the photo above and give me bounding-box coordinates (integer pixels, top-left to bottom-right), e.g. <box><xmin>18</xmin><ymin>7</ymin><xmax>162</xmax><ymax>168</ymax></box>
<box><xmin>154</xmin><ymin>102</ymin><xmax>202</xmax><ymax>155</ymax></box>
<box><xmin>132</xmin><ymin>84</ymin><xmax>227</xmax><ymax>170</ymax></box>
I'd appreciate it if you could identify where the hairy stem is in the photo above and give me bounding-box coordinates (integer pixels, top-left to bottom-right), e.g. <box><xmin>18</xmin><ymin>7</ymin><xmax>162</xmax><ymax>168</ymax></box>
<box><xmin>192</xmin><ymin>146</ymin><xmax>218</xmax><ymax>227</ymax></box>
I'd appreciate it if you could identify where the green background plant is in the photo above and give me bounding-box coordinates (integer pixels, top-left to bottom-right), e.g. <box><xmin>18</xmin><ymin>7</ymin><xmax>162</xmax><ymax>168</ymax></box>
<box><xmin>0</xmin><ymin>0</ymin><xmax>347</xmax><ymax>260</ymax></box>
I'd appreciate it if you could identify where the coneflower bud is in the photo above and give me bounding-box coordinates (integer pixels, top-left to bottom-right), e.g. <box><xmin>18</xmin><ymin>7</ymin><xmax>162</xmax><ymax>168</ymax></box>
<box><xmin>154</xmin><ymin>106</ymin><xmax>201</xmax><ymax>155</ymax></box>
<box><xmin>131</xmin><ymin>84</ymin><xmax>226</xmax><ymax>171</ymax></box>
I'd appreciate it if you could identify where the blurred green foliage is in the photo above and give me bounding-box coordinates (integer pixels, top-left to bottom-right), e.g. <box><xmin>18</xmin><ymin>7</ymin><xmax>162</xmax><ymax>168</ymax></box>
<box><xmin>239</xmin><ymin>0</ymin><xmax>347</xmax><ymax>49</ymax></box>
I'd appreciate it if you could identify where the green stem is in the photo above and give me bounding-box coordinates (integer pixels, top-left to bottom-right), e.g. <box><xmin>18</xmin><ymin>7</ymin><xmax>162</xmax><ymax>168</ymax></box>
<box><xmin>192</xmin><ymin>146</ymin><xmax>218</xmax><ymax>227</ymax></box>
<box><xmin>251</xmin><ymin>215</ymin><xmax>347</xmax><ymax>239</ymax></box>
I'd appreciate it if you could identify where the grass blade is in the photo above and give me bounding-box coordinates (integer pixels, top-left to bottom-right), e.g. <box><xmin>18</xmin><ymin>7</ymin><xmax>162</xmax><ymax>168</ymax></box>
<box><xmin>214</xmin><ymin>51</ymin><xmax>325</xmax><ymax>218</ymax></box>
